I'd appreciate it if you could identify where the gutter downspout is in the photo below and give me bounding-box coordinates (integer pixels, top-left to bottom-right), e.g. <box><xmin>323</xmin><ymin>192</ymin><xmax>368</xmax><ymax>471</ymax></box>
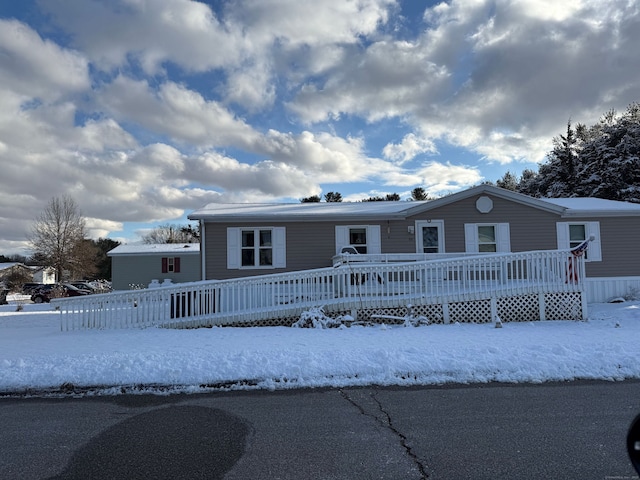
<box><xmin>199</xmin><ymin>220</ymin><xmax>206</xmax><ymax>281</ymax></box>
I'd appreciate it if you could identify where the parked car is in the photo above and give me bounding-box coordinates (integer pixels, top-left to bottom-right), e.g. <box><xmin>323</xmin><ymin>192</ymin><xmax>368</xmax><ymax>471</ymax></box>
<box><xmin>68</xmin><ymin>281</ymin><xmax>97</xmax><ymax>294</ymax></box>
<box><xmin>30</xmin><ymin>284</ymin><xmax>90</xmax><ymax>303</ymax></box>
<box><xmin>22</xmin><ymin>282</ymin><xmax>44</xmax><ymax>295</ymax></box>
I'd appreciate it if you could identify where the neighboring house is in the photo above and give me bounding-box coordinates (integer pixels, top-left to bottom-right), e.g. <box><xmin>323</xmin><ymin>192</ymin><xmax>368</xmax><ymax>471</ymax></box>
<box><xmin>107</xmin><ymin>243</ymin><xmax>200</xmax><ymax>291</ymax></box>
<box><xmin>31</xmin><ymin>266</ymin><xmax>56</xmax><ymax>284</ymax></box>
<box><xmin>188</xmin><ymin>184</ymin><xmax>640</xmax><ymax>302</ymax></box>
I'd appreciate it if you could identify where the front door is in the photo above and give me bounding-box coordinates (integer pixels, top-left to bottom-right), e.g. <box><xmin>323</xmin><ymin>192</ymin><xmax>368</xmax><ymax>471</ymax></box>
<box><xmin>415</xmin><ymin>220</ymin><xmax>444</xmax><ymax>254</ymax></box>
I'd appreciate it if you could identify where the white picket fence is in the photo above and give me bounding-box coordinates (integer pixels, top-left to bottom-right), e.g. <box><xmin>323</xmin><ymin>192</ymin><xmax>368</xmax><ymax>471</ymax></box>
<box><xmin>51</xmin><ymin>249</ymin><xmax>587</xmax><ymax>330</ymax></box>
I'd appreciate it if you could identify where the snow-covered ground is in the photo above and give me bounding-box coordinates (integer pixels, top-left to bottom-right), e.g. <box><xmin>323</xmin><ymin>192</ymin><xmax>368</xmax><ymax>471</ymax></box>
<box><xmin>1</xmin><ymin>295</ymin><xmax>639</xmax><ymax>396</ymax></box>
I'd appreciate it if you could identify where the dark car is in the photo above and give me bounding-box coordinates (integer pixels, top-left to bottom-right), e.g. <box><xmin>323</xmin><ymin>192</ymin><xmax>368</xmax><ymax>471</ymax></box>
<box><xmin>22</xmin><ymin>283</ymin><xmax>44</xmax><ymax>295</ymax></box>
<box><xmin>30</xmin><ymin>284</ymin><xmax>90</xmax><ymax>303</ymax></box>
<box><xmin>68</xmin><ymin>281</ymin><xmax>97</xmax><ymax>294</ymax></box>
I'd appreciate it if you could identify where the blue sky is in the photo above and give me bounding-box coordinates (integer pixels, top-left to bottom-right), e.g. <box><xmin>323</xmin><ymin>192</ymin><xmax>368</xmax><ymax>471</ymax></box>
<box><xmin>1</xmin><ymin>0</ymin><xmax>639</xmax><ymax>255</ymax></box>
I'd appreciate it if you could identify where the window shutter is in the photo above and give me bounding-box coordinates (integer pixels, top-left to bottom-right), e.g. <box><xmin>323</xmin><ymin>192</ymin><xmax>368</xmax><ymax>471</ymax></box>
<box><xmin>335</xmin><ymin>226</ymin><xmax>349</xmax><ymax>254</ymax></box>
<box><xmin>273</xmin><ymin>227</ymin><xmax>286</xmax><ymax>268</ymax></box>
<box><xmin>556</xmin><ymin>222</ymin><xmax>570</xmax><ymax>249</ymax></box>
<box><xmin>464</xmin><ymin>224</ymin><xmax>478</xmax><ymax>253</ymax></box>
<box><xmin>161</xmin><ymin>257</ymin><xmax>168</xmax><ymax>273</ymax></box>
<box><xmin>367</xmin><ymin>225</ymin><xmax>381</xmax><ymax>254</ymax></box>
<box><xmin>496</xmin><ymin>223</ymin><xmax>511</xmax><ymax>252</ymax></box>
<box><xmin>227</xmin><ymin>228</ymin><xmax>240</xmax><ymax>269</ymax></box>
<box><xmin>174</xmin><ymin>257</ymin><xmax>181</xmax><ymax>273</ymax></box>
<box><xmin>586</xmin><ymin>222</ymin><xmax>602</xmax><ymax>261</ymax></box>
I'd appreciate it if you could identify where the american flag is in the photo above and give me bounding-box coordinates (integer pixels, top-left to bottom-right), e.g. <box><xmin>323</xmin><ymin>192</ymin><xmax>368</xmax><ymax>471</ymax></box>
<box><xmin>571</xmin><ymin>238</ymin><xmax>591</xmax><ymax>257</ymax></box>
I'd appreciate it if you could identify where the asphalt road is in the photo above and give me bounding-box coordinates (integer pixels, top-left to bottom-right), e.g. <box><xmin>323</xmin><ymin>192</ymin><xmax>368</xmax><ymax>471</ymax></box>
<box><xmin>1</xmin><ymin>381</ymin><xmax>639</xmax><ymax>479</ymax></box>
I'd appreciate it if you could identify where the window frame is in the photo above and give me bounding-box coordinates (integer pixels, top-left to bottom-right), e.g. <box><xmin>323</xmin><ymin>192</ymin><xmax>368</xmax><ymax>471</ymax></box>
<box><xmin>161</xmin><ymin>257</ymin><xmax>181</xmax><ymax>273</ymax></box>
<box><xmin>227</xmin><ymin>227</ymin><xmax>286</xmax><ymax>270</ymax></box>
<box><xmin>556</xmin><ymin>222</ymin><xmax>601</xmax><ymax>262</ymax></box>
<box><xmin>464</xmin><ymin>223</ymin><xmax>511</xmax><ymax>253</ymax></box>
<box><xmin>335</xmin><ymin>225</ymin><xmax>381</xmax><ymax>255</ymax></box>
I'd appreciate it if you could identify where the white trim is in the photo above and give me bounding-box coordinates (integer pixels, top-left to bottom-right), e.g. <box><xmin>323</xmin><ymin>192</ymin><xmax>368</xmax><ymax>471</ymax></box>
<box><xmin>199</xmin><ymin>220</ymin><xmax>206</xmax><ymax>280</ymax></box>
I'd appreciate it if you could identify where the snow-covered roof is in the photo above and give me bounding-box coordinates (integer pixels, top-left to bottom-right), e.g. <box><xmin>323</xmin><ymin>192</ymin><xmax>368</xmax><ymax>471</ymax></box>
<box><xmin>0</xmin><ymin>262</ymin><xmax>30</xmax><ymax>272</ymax></box>
<box><xmin>189</xmin><ymin>185</ymin><xmax>640</xmax><ymax>222</ymax></box>
<box><xmin>107</xmin><ymin>243</ymin><xmax>200</xmax><ymax>256</ymax></box>
<box><xmin>189</xmin><ymin>201</ymin><xmax>427</xmax><ymax>222</ymax></box>
<box><xmin>543</xmin><ymin>197</ymin><xmax>640</xmax><ymax>216</ymax></box>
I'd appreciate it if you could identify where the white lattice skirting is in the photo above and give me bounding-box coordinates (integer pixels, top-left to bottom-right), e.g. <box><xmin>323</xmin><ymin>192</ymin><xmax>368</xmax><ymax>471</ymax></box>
<box><xmin>233</xmin><ymin>292</ymin><xmax>585</xmax><ymax>327</ymax></box>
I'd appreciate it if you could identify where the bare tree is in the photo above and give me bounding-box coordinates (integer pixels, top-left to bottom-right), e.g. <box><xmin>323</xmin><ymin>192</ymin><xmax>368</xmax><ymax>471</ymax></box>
<box><xmin>29</xmin><ymin>195</ymin><xmax>87</xmax><ymax>282</ymax></box>
<box><xmin>142</xmin><ymin>223</ymin><xmax>200</xmax><ymax>244</ymax></box>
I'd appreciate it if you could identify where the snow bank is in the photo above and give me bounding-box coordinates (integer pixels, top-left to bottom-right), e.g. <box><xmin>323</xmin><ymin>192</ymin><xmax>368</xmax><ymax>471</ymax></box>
<box><xmin>0</xmin><ymin>300</ymin><xmax>639</xmax><ymax>395</ymax></box>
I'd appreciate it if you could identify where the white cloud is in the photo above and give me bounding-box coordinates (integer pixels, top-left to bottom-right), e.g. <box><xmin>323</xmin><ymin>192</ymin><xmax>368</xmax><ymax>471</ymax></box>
<box><xmin>383</xmin><ymin>133</ymin><xmax>438</xmax><ymax>164</ymax></box>
<box><xmin>288</xmin><ymin>0</ymin><xmax>640</xmax><ymax>165</ymax></box>
<box><xmin>96</xmin><ymin>76</ymin><xmax>261</xmax><ymax>148</ymax></box>
<box><xmin>0</xmin><ymin>19</ymin><xmax>90</xmax><ymax>101</ymax></box>
<box><xmin>40</xmin><ymin>0</ymin><xmax>241</xmax><ymax>74</ymax></box>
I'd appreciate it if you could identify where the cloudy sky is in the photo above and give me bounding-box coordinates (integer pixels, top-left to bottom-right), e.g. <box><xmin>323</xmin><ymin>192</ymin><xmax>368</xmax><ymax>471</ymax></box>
<box><xmin>1</xmin><ymin>0</ymin><xmax>639</xmax><ymax>255</ymax></box>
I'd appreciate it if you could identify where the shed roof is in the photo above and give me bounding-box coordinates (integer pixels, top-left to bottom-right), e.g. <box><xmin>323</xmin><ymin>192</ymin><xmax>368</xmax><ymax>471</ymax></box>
<box><xmin>108</xmin><ymin>243</ymin><xmax>200</xmax><ymax>256</ymax></box>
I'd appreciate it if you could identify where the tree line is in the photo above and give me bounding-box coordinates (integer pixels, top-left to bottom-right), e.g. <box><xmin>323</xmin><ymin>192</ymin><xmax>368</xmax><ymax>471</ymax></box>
<box><xmin>494</xmin><ymin>103</ymin><xmax>640</xmax><ymax>202</ymax></box>
<box><xmin>301</xmin><ymin>187</ymin><xmax>431</xmax><ymax>203</ymax></box>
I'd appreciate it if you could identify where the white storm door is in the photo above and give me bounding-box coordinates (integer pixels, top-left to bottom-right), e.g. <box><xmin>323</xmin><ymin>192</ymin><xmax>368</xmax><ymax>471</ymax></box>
<box><xmin>415</xmin><ymin>220</ymin><xmax>444</xmax><ymax>253</ymax></box>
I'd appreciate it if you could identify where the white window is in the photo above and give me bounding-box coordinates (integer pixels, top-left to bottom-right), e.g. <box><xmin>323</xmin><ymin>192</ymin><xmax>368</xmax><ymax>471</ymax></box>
<box><xmin>464</xmin><ymin>223</ymin><xmax>511</xmax><ymax>253</ymax></box>
<box><xmin>415</xmin><ymin>220</ymin><xmax>444</xmax><ymax>253</ymax></box>
<box><xmin>335</xmin><ymin>225</ymin><xmax>381</xmax><ymax>254</ymax></box>
<box><xmin>556</xmin><ymin>222</ymin><xmax>601</xmax><ymax>261</ymax></box>
<box><xmin>227</xmin><ymin>227</ymin><xmax>286</xmax><ymax>269</ymax></box>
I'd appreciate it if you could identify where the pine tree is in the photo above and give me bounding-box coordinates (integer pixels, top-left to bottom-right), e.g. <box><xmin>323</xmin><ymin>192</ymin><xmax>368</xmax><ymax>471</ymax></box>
<box><xmin>411</xmin><ymin>187</ymin><xmax>429</xmax><ymax>200</ymax></box>
<box><xmin>496</xmin><ymin>171</ymin><xmax>518</xmax><ymax>191</ymax></box>
<box><xmin>518</xmin><ymin>103</ymin><xmax>640</xmax><ymax>203</ymax></box>
<box><xmin>324</xmin><ymin>192</ymin><xmax>343</xmax><ymax>202</ymax></box>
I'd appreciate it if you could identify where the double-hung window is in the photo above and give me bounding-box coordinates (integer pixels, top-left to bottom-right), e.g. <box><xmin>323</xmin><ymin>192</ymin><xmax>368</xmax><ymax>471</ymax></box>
<box><xmin>335</xmin><ymin>225</ymin><xmax>381</xmax><ymax>254</ymax></box>
<box><xmin>464</xmin><ymin>223</ymin><xmax>511</xmax><ymax>253</ymax></box>
<box><xmin>227</xmin><ymin>227</ymin><xmax>286</xmax><ymax>269</ymax></box>
<box><xmin>161</xmin><ymin>257</ymin><xmax>181</xmax><ymax>273</ymax></box>
<box><xmin>556</xmin><ymin>222</ymin><xmax>601</xmax><ymax>261</ymax></box>
<box><xmin>242</xmin><ymin>229</ymin><xmax>273</xmax><ymax>267</ymax></box>
<box><xmin>478</xmin><ymin>225</ymin><xmax>498</xmax><ymax>252</ymax></box>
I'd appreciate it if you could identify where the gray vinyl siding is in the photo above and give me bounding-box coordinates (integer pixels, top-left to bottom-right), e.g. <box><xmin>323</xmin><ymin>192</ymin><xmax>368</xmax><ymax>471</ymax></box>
<box><xmin>202</xmin><ymin>193</ymin><xmax>640</xmax><ymax>280</ymax></box>
<box><xmin>205</xmin><ymin>221</ymin><xmax>340</xmax><ymax>280</ymax></box>
<box><xmin>111</xmin><ymin>254</ymin><xmax>200</xmax><ymax>290</ymax></box>
<box><xmin>567</xmin><ymin>216</ymin><xmax>639</xmax><ymax>277</ymax></box>
<box><xmin>408</xmin><ymin>194</ymin><xmax>561</xmax><ymax>253</ymax></box>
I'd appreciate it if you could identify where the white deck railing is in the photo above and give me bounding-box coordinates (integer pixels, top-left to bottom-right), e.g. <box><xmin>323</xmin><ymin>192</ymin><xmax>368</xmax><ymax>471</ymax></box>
<box><xmin>52</xmin><ymin>249</ymin><xmax>586</xmax><ymax>330</ymax></box>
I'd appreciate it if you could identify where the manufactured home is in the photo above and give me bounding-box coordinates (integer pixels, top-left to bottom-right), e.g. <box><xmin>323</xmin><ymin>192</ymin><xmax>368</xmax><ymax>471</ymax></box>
<box><xmin>189</xmin><ymin>185</ymin><xmax>640</xmax><ymax>303</ymax></box>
